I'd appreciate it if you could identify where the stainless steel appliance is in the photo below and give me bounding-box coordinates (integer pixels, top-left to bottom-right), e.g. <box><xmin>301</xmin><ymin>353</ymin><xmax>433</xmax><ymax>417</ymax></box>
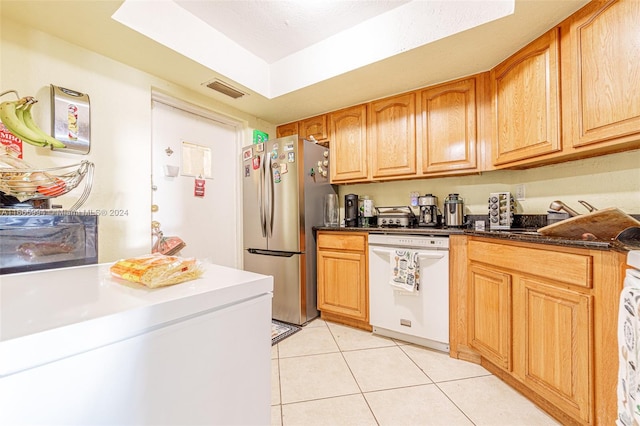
<box><xmin>418</xmin><ymin>194</ymin><xmax>439</xmax><ymax>227</ymax></box>
<box><xmin>488</xmin><ymin>192</ymin><xmax>515</xmax><ymax>229</ymax></box>
<box><xmin>375</xmin><ymin>206</ymin><xmax>416</xmax><ymax>228</ymax></box>
<box><xmin>345</xmin><ymin>194</ymin><xmax>359</xmax><ymax>227</ymax></box>
<box><xmin>242</xmin><ymin>135</ymin><xmax>336</xmax><ymax>325</ymax></box>
<box><xmin>444</xmin><ymin>193</ymin><xmax>465</xmax><ymax>227</ymax></box>
<box><xmin>0</xmin><ymin>210</ymin><xmax>98</xmax><ymax>274</ymax></box>
<box><xmin>369</xmin><ymin>233</ymin><xmax>450</xmax><ymax>352</ymax></box>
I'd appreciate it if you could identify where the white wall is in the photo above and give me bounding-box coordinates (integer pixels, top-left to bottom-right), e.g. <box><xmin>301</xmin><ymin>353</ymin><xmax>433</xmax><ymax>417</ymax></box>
<box><xmin>339</xmin><ymin>149</ymin><xmax>640</xmax><ymax>218</ymax></box>
<box><xmin>0</xmin><ymin>18</ymin><xmax>275</xmax><ymax>262</ymax></box>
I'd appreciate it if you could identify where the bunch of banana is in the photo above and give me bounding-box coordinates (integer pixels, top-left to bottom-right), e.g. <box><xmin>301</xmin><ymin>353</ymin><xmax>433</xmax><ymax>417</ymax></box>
<box><xmin>0</xmin><ymin>96</ymin><xmax>66</xmax><ymax>149</ymax></box>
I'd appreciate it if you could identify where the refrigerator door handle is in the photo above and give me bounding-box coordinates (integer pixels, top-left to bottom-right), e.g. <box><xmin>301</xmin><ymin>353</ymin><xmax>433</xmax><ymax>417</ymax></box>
<box><xmin>247</xmin><ymin>248</ymin><xmax>296</xmax><ymax>257</ymax></box>
<box><xmin>258</xmin><ymin>153</ymin><xmax>266</xmax><ymax>237</ymax></box>
<box><xmin>265</xmin><ymin>153</ymin><xmax>274</xmax><ymax>238</ymax></box>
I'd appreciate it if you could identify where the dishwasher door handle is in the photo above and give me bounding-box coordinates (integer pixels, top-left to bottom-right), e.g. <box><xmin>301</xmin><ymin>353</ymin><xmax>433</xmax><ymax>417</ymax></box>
<box><xmin>371</xmin><ymin>248</ymin><xmax>445</xmax><ymax>260</ymax></box>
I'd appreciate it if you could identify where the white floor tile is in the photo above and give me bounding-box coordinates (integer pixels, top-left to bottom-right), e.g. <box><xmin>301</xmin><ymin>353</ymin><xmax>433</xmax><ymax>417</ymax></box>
<box><xmin>271</xmin><ymin>359</ymin><xmax>281</xmax><ymax>405</ymax></box>
<box><xmin>279</xmin><ymin>352</ymin><xmax>360</xmax><ymax>404</ymax></box>
<box><xmin>343</xmin><ymin>346</ymin><xmax>432</xmax><ymax>392</ymax></box>
<box><xmin>271</xmin><ymin>404</ymin><xmax>282</xmax><ymax>426</ymax></box>
<box><xmin>281</xmin><ymin>394</ymin><xmax>377</xmax><ymax>426</ymax></box>
<box><xmin>327</xmin><ymin>321</ymin><xmax>397</xmax><ymax>351</ymax></box>
<box><xmin>303</xmin><ymin>318</ymin><xmax>327</xmax><ymax>328</ymax></box>
<box><xmin>401</xmin><ymin>344</ymin><xmax>491</xmax><ymax>382</ymax></box>
<box><xmin>278</xmin><ymin>325</ymin><xmax>339</xmax><ymax>358</ymax></box>
<box><xmin>438</xmin><ymin>375</ymin><xmax>561</xmax><ymax>425</ymax></box>
<box><xmin>365</xmin><ymin>384</ymin><xmax>474</xmax><ymax>426</ymax></box>
<box><xmin>271</xmin><ymin>343</ymin><xmax>279</xmax><ymax>359</ymax></box>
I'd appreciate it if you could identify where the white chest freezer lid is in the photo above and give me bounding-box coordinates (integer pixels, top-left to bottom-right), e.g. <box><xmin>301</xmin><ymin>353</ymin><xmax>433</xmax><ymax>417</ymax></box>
<box><xmin>628</xmin><ymin>250</ymin><xmax>640</xmax><ymax>270</ymax></box>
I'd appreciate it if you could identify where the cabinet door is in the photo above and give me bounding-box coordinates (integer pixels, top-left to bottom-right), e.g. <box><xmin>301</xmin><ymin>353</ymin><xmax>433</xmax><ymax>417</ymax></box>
<box><xmin>562</xmin><ymin>0</ymin><xmax>640</xmax><ymax>148</ymax></box>
<box><xmin>329</xmin><ymin>105</ymin><xmax>368</xmax><ymax>182</ymax></box>
<box><xmin>317</xmin><ymin>249</ymin><xmax>367</xmax><ymax>321</ymax></box>
<box><xmin>276</xmin><ymin>122</ymin><xmax>298</xmax><ymax>138</ymax></box>
<box><xmin>420</xmin><ymin>78</ymin><xmax>478</xmax><ymax>174</ymax></box>
<box><xmin>513</xmin><ymin>277</ymin><xmax>592</xmax><ymax>423</ymax></box>
<box><xmin>369</xmin><ymin>93</ymin><xmax>416</xmax><ymax>179</ymax></box>
<box><xmin>468</xmin><ymin>264</ymin><xmax>512</xmax><ymax>371</ymax></box>
<box><xmin>491</xmin><ymin>28</ymin><xmax>561</xmax><ymax>166</ymax></box>
<box><xmin>300</xmin><ymin>115</ymin><xmax>328</xmax><ymax>142</ymax></box>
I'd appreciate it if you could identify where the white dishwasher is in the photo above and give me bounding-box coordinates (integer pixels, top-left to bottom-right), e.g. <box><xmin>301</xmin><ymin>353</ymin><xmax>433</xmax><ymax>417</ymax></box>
<box><xmin>368</xmin><ymin>233</ymin><xmax>449</xmax><ymax>352</ymax></box>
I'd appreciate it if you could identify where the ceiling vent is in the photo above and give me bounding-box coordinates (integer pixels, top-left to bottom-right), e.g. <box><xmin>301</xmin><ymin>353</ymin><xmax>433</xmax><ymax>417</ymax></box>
<box><xmin>203</xmin><ymin>79</ymin><xmax>246</xmax><ymax>99</ymax></box>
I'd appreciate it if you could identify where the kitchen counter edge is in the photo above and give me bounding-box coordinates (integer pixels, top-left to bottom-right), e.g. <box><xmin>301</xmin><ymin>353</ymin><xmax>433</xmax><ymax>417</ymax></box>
<box><xmin>313</xmin><ymin>226</ymin><xmax>614</xmax><ymax>251</ymax></box>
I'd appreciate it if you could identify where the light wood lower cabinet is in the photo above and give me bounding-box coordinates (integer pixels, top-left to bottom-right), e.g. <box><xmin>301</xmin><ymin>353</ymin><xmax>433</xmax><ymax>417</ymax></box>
<box><xmin>450</xmin><ymin>235</ymin><xmax>626</xmax><ymax>425</ymax></box>
<box><xmin>316</xmin><ymin>231</ymin><xmax>371</xmax><ymax>331</ymax></box>
<box><xmin>468</xmin><ymin>264</ymin><xmax>512</xmax><ymax>371</ymax></box>
<box><xmin>513</xmin><ymin>276</ymin><xmax>591</xmax><ymax>423</ymax></box>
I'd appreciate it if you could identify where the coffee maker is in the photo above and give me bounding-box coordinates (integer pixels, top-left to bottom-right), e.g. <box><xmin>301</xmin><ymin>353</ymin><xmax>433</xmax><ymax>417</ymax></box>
<box><xmin>345</xmin><ymin>194</ymin><xmax>359</xmax><ymax>227</ymax></box>
<box><xmin>418</xmin><ymin>194</ymin><xmax>439</xmax><ymax>227</ymax></box>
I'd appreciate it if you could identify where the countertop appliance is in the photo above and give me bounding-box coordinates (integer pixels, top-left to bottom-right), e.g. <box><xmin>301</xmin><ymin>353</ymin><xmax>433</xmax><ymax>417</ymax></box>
<box><xmin>444</xmin><ymin>193</ymin><xmax>465</xmax><ymax>227</ymax></box>
<box><xmin>345</xmin><ymin>194</ymin><xmax>359</xmax><ymax>227</ymax></box>
<box><xmin>242</xmin><ymin>135</ymin><xmax>335</xmax><ymax>325</ymax></box>
<box><xmin>488</xmin><ymin>192</ymin><xmax>515</xmax><ymax>229</ymax></box>
<box><xmin>375</xmin><ymin>206</ymin><xmax>416</xmax><ymax>228</ymax></box>
<box><xmin>617</xmin><ymin>250</ymin><xmax>640</xmax><ymax>426</ymax></box>
<box><xmin>368</xmin><ymin>233</ymin><xmax>450</xmax><ymax>352</ymax></box>
<box><xmin>418</xmin><ymin>194</ymin><xmax>439</xmax><ymax>227</ymax></box>
<box><xmin>0</xmin><ymin>210</ymin><xmax>98</xmax><ymax>275</ymax></box>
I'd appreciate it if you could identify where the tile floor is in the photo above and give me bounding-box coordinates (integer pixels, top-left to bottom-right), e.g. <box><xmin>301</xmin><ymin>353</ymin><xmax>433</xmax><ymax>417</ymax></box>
<box><xmin>271</xmin><ymin>318</ymin><xmax>560</xmax><ymax>426</ymax></box>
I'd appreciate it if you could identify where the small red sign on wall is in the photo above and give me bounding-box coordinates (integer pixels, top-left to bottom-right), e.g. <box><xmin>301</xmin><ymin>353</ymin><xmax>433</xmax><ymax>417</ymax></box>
<box><xmin>0</xmin><ymin>123</ymin><xmax>23</xmax><ymax>158</ymax></box>
<box><xmin>194</xmin><ymin>178</ymin><xmax>205</xmax><ymax>197</ymax></box>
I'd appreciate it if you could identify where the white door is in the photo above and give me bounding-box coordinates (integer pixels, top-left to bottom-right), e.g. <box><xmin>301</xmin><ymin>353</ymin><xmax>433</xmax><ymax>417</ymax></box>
<box><xmin>151</xmin><ymin>96</ymin><xmax>241</xmax><ymax>268</ymax></box>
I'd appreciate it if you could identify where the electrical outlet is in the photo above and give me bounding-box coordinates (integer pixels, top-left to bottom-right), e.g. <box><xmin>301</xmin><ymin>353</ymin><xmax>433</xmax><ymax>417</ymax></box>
<box><xmin>515</xmin><ymin>184</ymin><xmax>525</xmax><ymax>201</ymax></box>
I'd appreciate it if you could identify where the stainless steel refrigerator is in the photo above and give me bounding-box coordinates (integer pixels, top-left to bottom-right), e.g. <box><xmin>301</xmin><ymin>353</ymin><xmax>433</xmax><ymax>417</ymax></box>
<box><xmin>242</xmin><ymin>135</ymin><xmax>336</xmax><ymax>325</ymax></box>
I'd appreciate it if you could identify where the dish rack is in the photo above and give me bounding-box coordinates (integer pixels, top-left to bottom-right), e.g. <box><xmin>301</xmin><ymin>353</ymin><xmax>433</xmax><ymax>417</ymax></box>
<box><xmin>0</xmin><ymin>159</ymin><xmax>94</xmax><ymax>211</ymax></box>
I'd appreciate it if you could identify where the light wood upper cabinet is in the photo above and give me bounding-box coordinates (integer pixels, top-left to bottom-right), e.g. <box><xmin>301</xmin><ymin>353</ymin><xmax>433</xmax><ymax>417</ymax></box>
<box><xmin>276</xmin><ymin>122</ymin><xmax>298</xmax><ymax>138</ymax></box>
<box><xmin>329</xmin><ymin>105</ymin><xmax>368</xmax><ymax>183</ymax></box>
<box><xmin>300</xmin><ymin>114</ymin><xmax>328</xmax><ymax>142</ymax></box>
<box><xmin>420</xmin><ymin>77</ymin><xmax>481</xmax><ymax>174</ymax></box>
<box><xmin>491</xmin><ymin>28</ymin><xmax>561</xmax><ymax>166</ymax></box>
<box><xmin>369</xmin><ymin>93</ymin><xmax>416</xmax><ymax>179</ymax></box>
<box><xmin>561</xmin><ymin>0</ymin><xmax>640</xmax><ymax>149</ymax></box>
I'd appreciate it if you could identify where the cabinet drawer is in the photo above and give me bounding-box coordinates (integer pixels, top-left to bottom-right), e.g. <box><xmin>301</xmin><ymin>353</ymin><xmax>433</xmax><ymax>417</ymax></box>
<box><xmin>317</xmin><ymin>232</ymin><xmax>366</xmax><ymax>252</ymax></box>
<box><xmin>468</xmin><ymin>240</ymin><xmax>592</xmax><ymax>288</ymax></box>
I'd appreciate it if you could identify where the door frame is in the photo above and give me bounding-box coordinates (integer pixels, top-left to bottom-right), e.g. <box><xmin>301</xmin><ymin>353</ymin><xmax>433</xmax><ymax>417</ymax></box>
<box><xmin>150</xmin><ymin>90</ymin><xmax>245</xmax><ymax>267</ymax></box>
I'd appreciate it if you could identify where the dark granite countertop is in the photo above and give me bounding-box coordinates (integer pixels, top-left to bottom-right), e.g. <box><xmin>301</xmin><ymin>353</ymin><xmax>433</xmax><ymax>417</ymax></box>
<box><xmin>314</xmin><ymin>225</ymin><xmax>464</xmax><ymax>236</ymax></box>
<box><xmin>313</xmin><ymin>226</ymin><xmax>616</xmax><ymax>251</ymax></box>
<box><xmin>463</xmin><ymin>229</ymin><xmax>613</xmax><ymax>250</ymax></box>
